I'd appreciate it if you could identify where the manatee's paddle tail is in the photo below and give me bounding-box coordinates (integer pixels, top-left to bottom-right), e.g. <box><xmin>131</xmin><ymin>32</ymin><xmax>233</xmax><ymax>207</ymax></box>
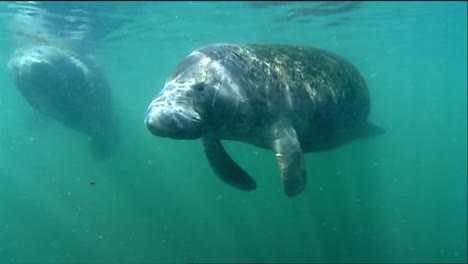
<box><xmin>202</xmin><ymin>136</ymin><xmax>257</xmax><ymax>191</ymax></box>
<box><xmin>89</xmin><ymin>129</ymin><xmax>119</xmax><ymax>161</ymax></box>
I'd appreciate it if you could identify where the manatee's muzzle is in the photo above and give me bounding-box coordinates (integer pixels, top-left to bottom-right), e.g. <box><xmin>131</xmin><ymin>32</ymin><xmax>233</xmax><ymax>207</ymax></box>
<box><xmin>9</xmin><ymin>54</ymin><xmax>50</xmax><ymax>79</ymax></box>
<box><xmin>145</xmin><ymin>99</ymin><xmax>205</xmax><ymax>139</ymax></box>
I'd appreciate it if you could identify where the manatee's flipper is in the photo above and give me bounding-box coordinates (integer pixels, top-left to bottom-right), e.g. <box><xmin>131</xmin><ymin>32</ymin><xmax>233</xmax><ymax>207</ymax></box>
<box><xmin>269</xmin><ymin>119</ymin><xmax>307</xmax><ymax>197</ymax></box>
<box><xmin>202</xmin><ymin>136</ymin><xmax>257</xmax><ymax>191</ymax></box>
<box><xmin>356</xmin><ymin>122</ymin><xmax>386</xmax><ymax>138</ymax></box>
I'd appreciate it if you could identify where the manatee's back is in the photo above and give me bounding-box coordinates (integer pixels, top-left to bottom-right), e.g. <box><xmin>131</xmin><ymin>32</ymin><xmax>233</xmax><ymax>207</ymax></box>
<box><xmin>251</xmin><ymin>44</ymin><xmax>369</xmax><ymax>118</ymax></box>
<box><xmin>198</xmin><ymin>44</ymin><xmax>370</xmax><ymax>124</ymax></box>
<box><xmin>198</xmin><ymin>43</ymin><xmax>372</xmax><ymax>149</ymax></box>
<box><xmin>252</xmin><ymin>45</ymin><xmax>372</xmax><ymax>147</ymax></box>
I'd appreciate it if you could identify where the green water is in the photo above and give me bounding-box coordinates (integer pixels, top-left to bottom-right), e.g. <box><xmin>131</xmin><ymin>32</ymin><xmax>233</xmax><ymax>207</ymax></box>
<box><xmin>0</xmin><ymin>1</ymin><xmax>466</xmax><ymax>263</ymax></box>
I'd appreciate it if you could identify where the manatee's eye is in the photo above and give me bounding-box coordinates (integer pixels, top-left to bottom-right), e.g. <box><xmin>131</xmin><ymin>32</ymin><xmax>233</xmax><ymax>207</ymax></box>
<box><xmin>192</xmin><ymin>82</ymin><xmax>206</xmax><ymax>92</ymax></box>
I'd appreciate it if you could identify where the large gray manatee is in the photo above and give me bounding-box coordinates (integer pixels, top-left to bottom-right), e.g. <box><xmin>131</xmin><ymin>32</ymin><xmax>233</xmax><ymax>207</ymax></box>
<box><xmin>8</xmin><ymin>45</ymin><xmax>119</xmax><ymax>160</ymax></box>
<box><xmin>145</xmin><ymin>43</ymin><xmax>385</xmax><ymax>197</ymax></box>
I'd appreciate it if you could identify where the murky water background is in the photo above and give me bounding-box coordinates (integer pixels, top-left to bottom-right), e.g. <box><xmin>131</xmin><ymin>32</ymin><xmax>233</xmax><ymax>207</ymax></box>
<box><xmin>0</xmin><ymin>2</ymin><xmax>466</xmax><ymax>263</ymax></box>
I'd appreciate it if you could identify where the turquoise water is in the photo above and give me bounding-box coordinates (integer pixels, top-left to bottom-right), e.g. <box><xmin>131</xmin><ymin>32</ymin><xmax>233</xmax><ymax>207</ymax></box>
<box><xmin>0</xmin><ymin>1</ymin><xmax>466</xmax><ymax>263</ymax></box>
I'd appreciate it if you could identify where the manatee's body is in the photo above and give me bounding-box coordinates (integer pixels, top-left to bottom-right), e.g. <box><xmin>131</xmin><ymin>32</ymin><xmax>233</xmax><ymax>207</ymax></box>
<box><xmin>8</xmin><ymin>45</ymin><xmax>118</xmax><ymax>160</ymax></box>
<box><xmin>145</xmin><ymin>43</ymin><xmax>384</xmax><ymax>197</ymax></box>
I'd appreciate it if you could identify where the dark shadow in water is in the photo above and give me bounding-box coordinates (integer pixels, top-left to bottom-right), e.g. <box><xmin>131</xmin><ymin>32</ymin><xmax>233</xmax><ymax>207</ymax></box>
<box><xmin>251</xmin><ymin>1</ymin><xmax>362</xmax><ymax>23</ymax></box>
<box><xmin>250</xmin><ymin>1</ymin><xmax>295</xmax><ymax>8</ymax></box>
<box><xmin>284</xmin><ymin>16</ymin><xmax>352</xmax><ymax>27</ymax></box>
<box><xmin>323</xmin><ymin>21</ymin><xmax>344</xmax><ymax>28</ymax></box>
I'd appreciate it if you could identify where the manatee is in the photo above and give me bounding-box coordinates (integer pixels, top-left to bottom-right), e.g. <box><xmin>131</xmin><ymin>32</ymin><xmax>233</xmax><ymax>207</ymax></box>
<box><xmin>8</xmin><ymin>45</ymin><xmax>118</xmax><ymax>160</ymax></box>
<box><xmin>145</xmin><ymin>43</ymin><xmax>385</xmax><ymax>197</ymax></box>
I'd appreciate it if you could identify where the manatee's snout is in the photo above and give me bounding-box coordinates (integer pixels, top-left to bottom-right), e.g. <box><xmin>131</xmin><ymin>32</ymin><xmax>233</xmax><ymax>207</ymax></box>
<box><xmin>9</xmin><ymin>53</ymin><xmax>51</xmax><ymax>79</ymax></box>
<box><xmin>26</xmin><ymin>61</ymin><xmax>52</xmax><ymax>81</ymax></box>
<box><xmin>145</xmin><ymin>93</ymin><xmax>205</xmax><ymax>140</ymax></box>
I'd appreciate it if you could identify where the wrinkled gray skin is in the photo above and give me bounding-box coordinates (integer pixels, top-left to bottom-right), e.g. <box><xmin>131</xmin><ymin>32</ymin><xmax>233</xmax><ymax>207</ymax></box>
<box><xmin>8</xmin><ymin>45</ymin><xmax>119</xmax><ymax>160</ymax></box>
<box><xmin>145</xmin><ymin>43</ymin><xmax>385</xmax><ymax>197</ymax></box>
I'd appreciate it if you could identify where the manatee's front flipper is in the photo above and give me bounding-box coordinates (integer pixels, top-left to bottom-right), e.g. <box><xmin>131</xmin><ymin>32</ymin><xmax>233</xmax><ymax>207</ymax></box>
<box><xmin>269</xmin><ymin>119</ymin><xmax>307</xmax><ymax>197</ymax></box>
<box><xmin>202</xmin><ymin>137</ymin><xmax>257</xmax><ymax>191</ymax></box>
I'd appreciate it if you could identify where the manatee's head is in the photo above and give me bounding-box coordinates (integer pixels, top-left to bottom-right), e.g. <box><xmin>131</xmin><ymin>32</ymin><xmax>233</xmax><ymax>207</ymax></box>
<box><xmin>145</xmin><ymin>49</ymin><xmax>239</xmax><ymax>140</ymax></box>
<box><xmin>8</xmin><ymin>45</ymin><xmax>90</xmax><ymax>100</ymax></box>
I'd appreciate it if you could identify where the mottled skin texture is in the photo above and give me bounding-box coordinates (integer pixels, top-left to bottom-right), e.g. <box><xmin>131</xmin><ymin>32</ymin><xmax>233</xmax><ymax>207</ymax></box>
<box><xmin>190</xmin><ymin>44</ymin><xmax>370</xmax><ymax>150</ymax></box>
<box><xmin>145</xmin><ymin>43</ymin><xmax>384</xmax><ymax>197</ymax></box>
<box><xmin>8</xmin><ymin>45</ymin><xmax>119</xmax><ymax>160</ymax></box>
